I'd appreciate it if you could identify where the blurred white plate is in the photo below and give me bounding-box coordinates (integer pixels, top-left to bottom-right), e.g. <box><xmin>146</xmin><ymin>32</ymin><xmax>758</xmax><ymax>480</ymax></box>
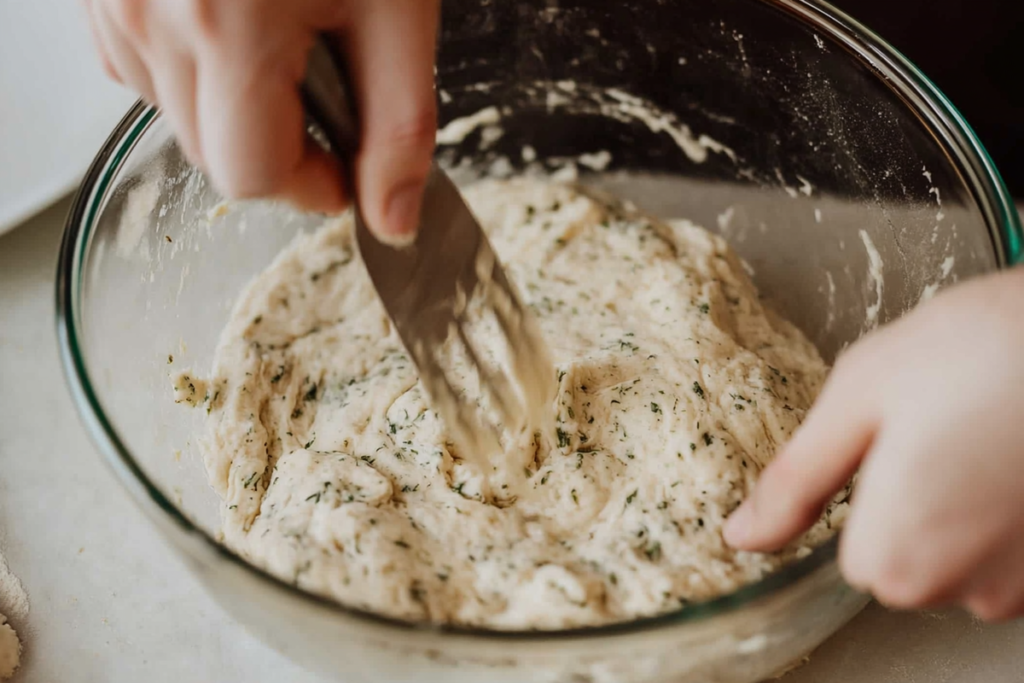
<box><xmin>0</xmin><ymin>0</ymin><xmax>137</xmax><ymax>235</ymax></box>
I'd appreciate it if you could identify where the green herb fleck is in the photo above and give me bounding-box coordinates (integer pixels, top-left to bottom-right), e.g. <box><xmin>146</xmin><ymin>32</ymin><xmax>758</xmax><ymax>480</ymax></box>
<box><xmin>556</xmin><ymin>428</ymin><xmax>571</xmax><ymax>448</ymax></box>
<box><xmin>626</xmin><ymin>490</ymin><xmax>638</xmax><ymax>505</ymax></box>
<box><xmin>305</xmin><ymin>492</ymin><xmax>321</xmax><ymax>503</ymax></box>
<box><xmin>571</xmin><ymin>489</ymin><xmax>579</xmax><ymax>504</ymax></box>
<box><xmin>650</xmin><ymin>402</ymin><xmax>662</xmax><ymax>414</ymax></box>
<box><xmin>692</xmin><ymin>381</ymin><xmax>705</xmax><ymax>399</ymax></box>
<box><xmin>703</xmin><ymin>432</ymin><xmax>713</xmax><ymax>446</ymax></box>
<box><xmin>698</xmin><ymin>302</ymin><xmax>710</xmax><ymax>314</ymax></box>
<box><xmin>644</xmin><ymin>541</ymin><xmax>663</xmax><ymax>562</ymax></box>
<box><xmin>394</xmin><ymin>540</ymin><xmax>410</xmax><ymax>549</ymax></box>
<box><xmin>690</xmin><ymin>442</ymin><xmax>697</xmax><ymax>452</ymax></box>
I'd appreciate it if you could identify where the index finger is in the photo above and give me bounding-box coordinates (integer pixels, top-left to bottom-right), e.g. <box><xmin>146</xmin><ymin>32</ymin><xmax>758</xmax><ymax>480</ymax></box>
<box><xmin>724</xmin><ymin>347</ymin><xmax>881</xmax><ymax>551</ymax></box>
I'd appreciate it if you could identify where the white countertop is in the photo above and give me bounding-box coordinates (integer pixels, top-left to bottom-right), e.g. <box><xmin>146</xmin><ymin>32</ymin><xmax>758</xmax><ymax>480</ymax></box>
<box><xmin>2</xmin><ymin>196</ymin><xmax>1023</xmax><ymax>683</ymax></box>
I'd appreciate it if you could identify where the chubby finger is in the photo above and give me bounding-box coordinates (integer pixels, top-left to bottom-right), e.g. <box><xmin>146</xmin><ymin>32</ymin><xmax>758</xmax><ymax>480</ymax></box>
<box><xmin>837</xmin><ymin>427</ymin><xmax>967</xmax><ymax>609</ymax></box>
<box><xmin>82</xmin><ymin>0</ymin><xmax>121</xmax><ymax>83</ymax></box>
<box><xmin>724</xmin><ymin>349</ymin><xmax>880</xmax><ymax>551</ymax></box>
<box><xmin>193</xmin><ymin>27</ymin><xmax>345</xmax><ymax>212</ymax></box>
<box><xmin>91</xmin><ymin>2</ymin><xmax>158</xmax><ymax>102</ymax></box>
<box><xmin>148</xmin><ymin>48</ymin><xmax>204</xmax><ymax>168</ymax></box>
<box><xmin>342</xmin><ymin>0</ymin><xmax>440</xmax><ymax>245</ymax></box>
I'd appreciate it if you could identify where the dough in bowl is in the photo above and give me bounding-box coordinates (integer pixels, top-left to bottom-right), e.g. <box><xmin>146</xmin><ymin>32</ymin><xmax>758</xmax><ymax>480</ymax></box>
<box><xmin>174</xmin><ymin>177</ymin><xmax>847</xmax><ymax>630</ymax></box>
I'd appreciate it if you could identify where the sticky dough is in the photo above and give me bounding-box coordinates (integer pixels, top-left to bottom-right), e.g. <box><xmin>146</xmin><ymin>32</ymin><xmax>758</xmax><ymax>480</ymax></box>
<box><xmin>176</xmin><ymin>177</ymin><xmax>846</xmax><ymax>630</ymax></box>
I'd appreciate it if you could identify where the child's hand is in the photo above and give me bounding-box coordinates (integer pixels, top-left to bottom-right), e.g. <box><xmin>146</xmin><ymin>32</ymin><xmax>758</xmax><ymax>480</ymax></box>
<box><xmin>726</xmin><ymin>269</ymin><xmax>1024</xmax><ymax>621</ymax></box>
<box><xmin>82</xmin><ymin>0</ymin><xmax>440</xmax><ymax>245</ymax></box>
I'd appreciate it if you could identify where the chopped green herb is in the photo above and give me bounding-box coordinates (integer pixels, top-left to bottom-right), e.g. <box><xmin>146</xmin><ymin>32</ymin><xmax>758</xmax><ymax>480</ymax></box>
<box><xmin>626</xmin><ymin>489</ymin><xmax>638</xmax><ymax>505</ymax></box>
<box><xmin>571</xmin><ymin>489</ymin><xmax>579</xmax><ymax>504</ymax></box>
<box><xmin>692</xmin><ymin>381</ymin><xmax>705</xmax><ymax>399</ymax></box>
<box><xmin>644</xmin><ymin>541</ymin><xmax>663</xmax><ymax>562</ymax></box>
<box><xmin>394</xmin><ymin>540</ymin><xmax>410</xmax><ymax>549</ymax></box>
<box><xmin>305</xmin><ymin>492</ymin><xmax>321</xmax><ymax>503</ymax></box>
<box><xmin>702</xmin><ymin>432</ymin><xmax>713</xmax><ymax>446</ymax></box>
<box><xmin>567</xmin><ymin>406</ymin><xmax>575</xmax><ymax>419</ymax></box>
<box><xmin>650</xmin><ymin>402</ymin><xmax>662</xmax><ymax>414</ymax></box>
<box><xmin>556</xmin><ymin>428</ymin><xmax>571</xmax><ymax>448</ymax></box>
<box><xmin>690</xmin><ymin>443</ymin><xmax>697</xmax><ymax>452</ymax></box>
<box><xmin>698</xmin><ymin>302</ymin><xmax>710</xmax><ymax>314</ymax></box>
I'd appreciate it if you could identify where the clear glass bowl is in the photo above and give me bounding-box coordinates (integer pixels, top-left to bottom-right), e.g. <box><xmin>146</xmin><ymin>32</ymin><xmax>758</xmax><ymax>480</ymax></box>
<box><xmin>56</xmin><ymin>1</ymin><xmax>1021</xmax><ymax>682</ymax></box>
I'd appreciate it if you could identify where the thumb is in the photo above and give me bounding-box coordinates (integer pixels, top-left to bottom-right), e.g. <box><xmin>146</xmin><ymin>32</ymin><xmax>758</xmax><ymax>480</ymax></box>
<box><xmin>724</xmin><ymin>349</ymin><xmax>880</xmax><ymax>551</ymax></box>
<box><xmin>342</xmin><ymin>0</ymin><xmax>439</xmax><ymax>246</ymax></box>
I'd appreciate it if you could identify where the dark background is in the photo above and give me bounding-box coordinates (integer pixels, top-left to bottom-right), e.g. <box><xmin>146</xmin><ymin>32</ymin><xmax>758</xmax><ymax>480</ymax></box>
<box><xmin>837</xmin><ymin>0</ymin><xmax>1024</xmax><ymax>197</ymax></box>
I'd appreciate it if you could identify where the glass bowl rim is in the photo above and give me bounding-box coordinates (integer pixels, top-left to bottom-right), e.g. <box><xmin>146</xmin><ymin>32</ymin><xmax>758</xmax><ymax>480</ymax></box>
<box><xmin>56</xmin><ymin>0</ymin><xmax>1021</xmax><ymax>643</ymax></box>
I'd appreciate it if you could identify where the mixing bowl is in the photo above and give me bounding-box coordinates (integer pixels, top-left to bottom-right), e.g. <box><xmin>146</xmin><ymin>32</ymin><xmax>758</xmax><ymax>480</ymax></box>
<box><xmin>57</xmin><ymin>0</ymin><xmax>1022</xmax><ymax>681</ymax></box>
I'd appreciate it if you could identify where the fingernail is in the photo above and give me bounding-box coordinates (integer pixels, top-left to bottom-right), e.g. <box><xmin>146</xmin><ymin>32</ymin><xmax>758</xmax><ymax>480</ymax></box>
<box><xmin>382</xmin><ymin>182</ymin><xmax>423</xmax><ymax>247</ymax></box>
<box><xmin>724</xmin><ymin>503</ymin><xmax>754</xmax><ymax>547</ymax></box>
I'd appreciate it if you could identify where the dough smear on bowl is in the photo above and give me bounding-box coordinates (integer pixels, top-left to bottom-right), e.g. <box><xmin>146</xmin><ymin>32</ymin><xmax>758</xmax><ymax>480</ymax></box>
<box><xmin>174</xmin><ymin>177</ymin><xmax>847</xmax><ymax>630</ymax></box>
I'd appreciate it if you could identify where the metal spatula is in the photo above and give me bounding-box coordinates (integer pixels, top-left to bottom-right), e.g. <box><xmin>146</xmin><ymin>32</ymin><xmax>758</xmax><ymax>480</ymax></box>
<box><xmin>301</xmin><ymin>37</ymin><xmax>554</xmax><ymax>474</ymax></box>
